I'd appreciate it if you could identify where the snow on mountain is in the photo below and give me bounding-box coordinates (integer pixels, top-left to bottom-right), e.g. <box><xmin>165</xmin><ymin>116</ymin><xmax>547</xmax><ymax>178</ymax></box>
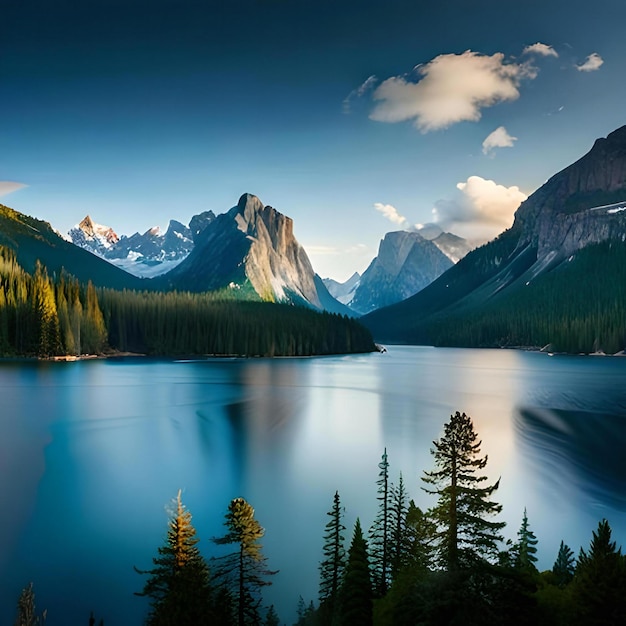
<box><xmin>322</xmin><ymin>272</ymin><xmax>361</xmax><ymax>305</ymax></box>
<box><xmin>67</xmin><ymin>212</ymin><xmax>214</xmax><ymax>278</ymax></box>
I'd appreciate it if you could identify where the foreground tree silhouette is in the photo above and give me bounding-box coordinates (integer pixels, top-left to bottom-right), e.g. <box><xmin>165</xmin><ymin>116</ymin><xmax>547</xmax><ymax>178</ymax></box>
<box><xmin>369</xmin><ymin>448</ymin><xmax>392</xmax><ymax>595</ymax></box>
<box><xmin>212</xmin><ymin>497</ymin><xmax>277</xmax><ymax>626</ymax></box>
<box><xmin>514</xmin><ymin>508</ymin><xmax>538</xmax><ymax>572</ymax></box>
<box><xmin>135</xmin><ymin>490</ymin><xmax>212</xmax><ymax>625</ymax></box>
<box><xmin>573</xmin><ymin>519</ymin><xmax>626</xmax><ymax>625</ymax></box>
<box><xmin>422</xmin><ymin>411</ymin><xmax>505</xmax><ymax>569</ymax></box>
<box><xmin>337</xmin><ymin>519</ymin><xmax>373</xmax><ymax>626</ymax></box>
<box><xmin>318</xmin><ymin>490</ymin><xmax>346</xmax><ymax>622</ymax></box>
<box><xmin>552</xmin><ymin>540</ymin><xmax>576</xmax><ymax>587</ymax></box>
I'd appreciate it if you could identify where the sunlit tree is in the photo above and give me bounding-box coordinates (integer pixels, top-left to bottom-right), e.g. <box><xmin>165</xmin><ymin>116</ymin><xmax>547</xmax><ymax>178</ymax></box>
<box><xmin>136</xmin><ymin>490</ymin><xmax>212</xmax><ymax>625</ymax></box>
<box><xmin>212</xmin><ymin>497</ymin><xmax>277</xmax><ymax>626</ymax></box>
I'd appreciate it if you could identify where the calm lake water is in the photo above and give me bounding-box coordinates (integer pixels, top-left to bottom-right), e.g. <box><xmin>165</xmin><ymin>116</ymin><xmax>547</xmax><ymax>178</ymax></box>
<box><xmin>1</xmin><ymin>346</ymin><xmax>625</xmax><ymax>624</ymax></box>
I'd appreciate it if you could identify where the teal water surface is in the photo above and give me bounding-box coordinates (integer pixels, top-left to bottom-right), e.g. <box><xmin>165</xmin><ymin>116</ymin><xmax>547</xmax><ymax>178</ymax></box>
<box><xmin>1</xmin><ymin>347</ymin><xmax>625</xmax><ymax>624</ymax></box>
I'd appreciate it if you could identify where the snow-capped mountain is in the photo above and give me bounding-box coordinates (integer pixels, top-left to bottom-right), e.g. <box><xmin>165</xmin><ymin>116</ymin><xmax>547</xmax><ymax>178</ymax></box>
<box><xmin>322</xmin><ymin>272</ymin><xmax>361</xmax><ymax>305</ymax></box>
<box><xmin>68</xmin><ymin>211</ymin><xmax>215</xmax><ymax>277</ymax></box>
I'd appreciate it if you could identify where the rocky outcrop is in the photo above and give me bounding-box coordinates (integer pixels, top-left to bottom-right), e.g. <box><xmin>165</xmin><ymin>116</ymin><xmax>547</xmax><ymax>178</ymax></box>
<box><xmin>349</xmin><ymin>231</ymin><xmax>453</xmax><ymax>315</ymax></box>
<box><xmin>513</xmin><ymin>125</ymin><xmax>626</xmax><ymax>259</ymax></box>
<box><xmin>163</xmin><ymin>193</ymin><xmax>350</xmax><ymax>313</ymax></box>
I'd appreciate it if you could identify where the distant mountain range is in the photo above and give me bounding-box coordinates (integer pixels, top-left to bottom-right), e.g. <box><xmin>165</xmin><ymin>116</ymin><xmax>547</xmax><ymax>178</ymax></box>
<box><xmin>323</xmin><ymin>226</ymin><xmax>471</xmax><ymax>315</ymax></box>
<box><xmin>68</xmin><ymin>212</ymin><xmax>215</xmax><ymax>278</ymax></box>
<box><xmin>362</xmin><ymin>125</ymin><xmax>626</xmax><ymax>354</ymax></box>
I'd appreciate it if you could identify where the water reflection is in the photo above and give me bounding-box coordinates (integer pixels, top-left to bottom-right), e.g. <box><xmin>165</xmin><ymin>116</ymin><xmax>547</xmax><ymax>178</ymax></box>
<box><xmin>515</xmin><ymin>407</ymin><xmax>626</xmax><ymax>510</ymax></box>
<box><xmin>1</xmin><ymin>350</ymin><xmax>626</xmax><ymax>625</ymax></box>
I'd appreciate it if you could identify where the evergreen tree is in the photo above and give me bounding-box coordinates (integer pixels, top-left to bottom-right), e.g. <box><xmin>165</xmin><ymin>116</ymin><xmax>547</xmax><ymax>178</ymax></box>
<box><xmin>552</xmin><ymin>540</ymin><xmax>575</xmax><ymax>587</ymax></box>
<box><xmin>573</xmin><ymin>519</ymin><xmax>626</xmax><ymax>625</ymax></box>
<box><xmin>213</xmin><ymin>497</ymin><xmax>277</xmax><ymax>626</ymax></box>
<box><xmin>422</xmin><ymin>411</ymin><xmax>505</xmax><ymax>569</ymax></box>
<box><xmin>337</xmin><ymin>519</ymin><xmax>373</xmax><ymax>626</ymax></box>
<box><xmin>263</xmin><ymin>605</ymin><xmax>280</xmax><ymax>626</ymax></box>
<box><xmin>514</xmin><ymin>508</ymin><xmax>538</xmax><ymax>572</ymax></box>
<box><xmin>318</xmin><ymin>490</ymin><xmax>346</xmax><ymax>619</ymax></box>
<box><xmin>389</xmin><ymin>473</ymin><xmax>410</xmax><ymax>580</ymax></box>
<box><xmin>368</xmin><ymin>448</ymin><xmax>391</xmax><ymax>595</ymax></box>
<box><xmin>136</xmin><ymin>490</ymin><xmax>212</xmax><ymax>625</ymax></box>
<box><xmin>13</xmin><ymin>582</ymin><xmax>46</xmax><ymax>626</ymax></box>
<box><xmin>402</xmin><ymin>500</ymin><xmax>436</xmax><ymax>573</ymax></box>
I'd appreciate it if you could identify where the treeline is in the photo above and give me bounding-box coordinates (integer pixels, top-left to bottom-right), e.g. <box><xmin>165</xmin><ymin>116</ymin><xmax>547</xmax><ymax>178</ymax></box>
<box><xmin>415</xmin><ymin>241</ymin><xmax>626</xmax><ymax>354</ymax></box>
<box><xmin>0</xmin><ymin>247</ymin><xmax>374</xmax><ymax>358</ymax></box>
<box><xmin>14</xmin><ymin>411</ymin><xmax>626</xmax><ymax>625</ymax></box>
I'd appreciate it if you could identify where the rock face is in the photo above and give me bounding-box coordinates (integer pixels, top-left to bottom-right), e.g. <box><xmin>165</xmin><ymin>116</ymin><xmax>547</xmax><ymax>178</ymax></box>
<box><xmin>68</xmin><ymin>211</ymin><xmax>215</xmax><ymax>277</ymax></box>
<box><xmin>361</xmin><ymin>124</ymin><xmax>626</xmax><ymax>340</ymax></box>
<box><xmin>349</xmin><ymin>231</ymin><xmax>453</xmax><ymax>315</ymax></box>
<box><xmin>163</xmin><ymin>193</ymin><xmax>350</xmax><ymax>313</ymax></box>
<box><xmin>513</xmin><ymin>125</ymin><xmax>626</xmax><ymax>259</ymax></box>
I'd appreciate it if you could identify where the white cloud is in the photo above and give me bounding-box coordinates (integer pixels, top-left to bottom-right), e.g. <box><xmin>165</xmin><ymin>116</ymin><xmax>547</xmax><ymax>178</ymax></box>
<box><xmin>374</xmin><ymin>202</ymin><xmax>410</xmax><ymax>227</ymax></box>
<box><xmin>576</xmin><ymin>52</ymin><xmax>604</xmax><ymax>72</ymax></box>
<box><xmin>369</xmin><ymin>50</ymin><xmax>537</xmax><ymax>132</ymax></box>
<box><xmin>523</xmin><ymin>42</ymin><xmax>558</xmax><ymax>58</ymax></box>
<box><xmin>433</xmin><ymin>175</ymin><xmax>527</xmax><ymax>241</ymax></box>
<box><xmin>482</xmin><ymin>126</ymin><xmax>518</xmax><ymax>155</ymax></box>
<box><xmin>0</xmin><ymin>181</ymin><xmax>27</xmax><ymax>197</ymax></box>
<box><xmin>343</xmin><ymin>75</ymin><xmax>378</xmax><ymax>113</ymax></box>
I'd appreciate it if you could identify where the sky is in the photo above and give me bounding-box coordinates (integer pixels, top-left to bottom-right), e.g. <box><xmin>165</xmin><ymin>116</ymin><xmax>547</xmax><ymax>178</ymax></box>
<box><xmin>2</xmin><ymin>0</ymin><xmax>626</xmax><ymax>281</ymax></box>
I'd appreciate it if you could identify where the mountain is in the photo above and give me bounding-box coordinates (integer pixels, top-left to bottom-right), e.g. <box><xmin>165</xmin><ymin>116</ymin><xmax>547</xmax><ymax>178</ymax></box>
<box><xmin>0</xmin><ymin>204</ymin><xmax>143</xmax><ymax>290</ymax></box>
<box><xmin>322</xmin><ymin>272</ymin><xmax>361</xmax><ymax>305</ymax></box>
<box><xmin>160</xmin><ymin>193</ymin><xmax>351</xmax><ymax>314</ymax></box>
<box><xmin>68</xmin><ymin>212</ymin><xmax>216</xmax><ymax>278</ymax></box>
<box><xmin>362</xmin><ymin>125</ymin><xmax>626</xmax><ymax>353</ymax></box>
<box><xmin>349</xmin><ymin>231</ymin><xmax>454</xmax><ymax>315</ymax></box>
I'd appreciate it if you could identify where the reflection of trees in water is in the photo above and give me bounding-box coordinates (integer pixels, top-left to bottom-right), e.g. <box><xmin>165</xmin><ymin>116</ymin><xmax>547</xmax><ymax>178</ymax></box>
<box><xmin>515</xmin><ymin>406</ymin><xmax>626</xmax><ymax>510</ymax></box>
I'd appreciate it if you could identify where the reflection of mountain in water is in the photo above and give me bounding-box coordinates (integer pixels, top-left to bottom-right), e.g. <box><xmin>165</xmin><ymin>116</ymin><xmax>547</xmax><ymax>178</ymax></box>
<box><xmin>515</xmin><ymin>406</ymin><xmax>626</xmax><ymax>511</ymax></box>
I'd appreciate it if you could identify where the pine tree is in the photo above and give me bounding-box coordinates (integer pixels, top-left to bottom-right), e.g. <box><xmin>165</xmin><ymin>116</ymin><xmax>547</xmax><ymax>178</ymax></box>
<box><xmin>389</xmin><ymin>473</ymin><xmax>410</xmax><ymax>580</ymax></box>
<box><xmin>263</xmin><ymin>605</ymin><xmax>280</xmax><ymax>626</ymax></box>
<box><xmin>369</xmin><ymin>448</ymin><xmax>391</xmax><ymax>595</ymax></box>
<box><xmin>136</xmin><ymin>490</ymin><xmax>212</xmax><ymax>625</ymax></box>
<box><xmin>422</xmin><ymin>411</ymin><xmax>505</xmax><ymax>569</ymax></box>
<box><xmin>573</xmin><ymin>519</ymin><xmax>626</xmax><ymax>625</ymax></box>
<box><xmin>212</xmin><ymin>497</ymin><xmax>277</xmax><ymax>626</ymax></box>
<box><xmin>514</xmin><ymin>508</ymin><xmax>538</xmax><ymax>572</ymax></box>
<box><xmin>337</xmin><ymin>519</ymin><xmax>373</xmax><ymax>626</ymax></box>
<box><xmin>552</xmin><ymin>540</ymin><xmax>575</xmax><ymax>587</ymax></box>
<box><xmin>403</xmin><ymin>500</ymin><xmax>436</xmax><ymax>572</ymax></box>
<box><xmin>318</xmin><ymin>490</ymin><xmax>346</xmax><ymax>619</ymax></box>
<box><xmin>13</xmin><ymin>583</ymin><xmax>46</xmax><ymax>626</ymax></box>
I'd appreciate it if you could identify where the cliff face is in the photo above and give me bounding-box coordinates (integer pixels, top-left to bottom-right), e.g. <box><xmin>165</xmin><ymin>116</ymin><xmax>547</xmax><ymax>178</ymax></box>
<box><xmin>233</xmin><ymin>193</ymin><xmax>322</xmax><ymax>307</ymax></box>
<box><xmin>350</xmin><ymin>230</ymin><xmax>453</xmax><ymax>315</ymax></box>
<box><xmin>164</xmin><ymin>193</ymin><xmax>348</xmax><ymax>313</ymax></box>
<box><xmin>514</xmin><ymin>125</ymin><xmax>626</xmax><ymax>258</ymax></box>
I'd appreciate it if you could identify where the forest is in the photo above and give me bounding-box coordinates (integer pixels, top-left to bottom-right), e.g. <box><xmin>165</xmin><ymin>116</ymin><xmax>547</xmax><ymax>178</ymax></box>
<box><xmin>12</xmin><ymin>411</ymin><xmax>626</xmax><ymax>625</ymax></box>
<box><xmin>0</xmin><ymin>247</ymin><xmax>374</xmax><ymax>358</ymax></box>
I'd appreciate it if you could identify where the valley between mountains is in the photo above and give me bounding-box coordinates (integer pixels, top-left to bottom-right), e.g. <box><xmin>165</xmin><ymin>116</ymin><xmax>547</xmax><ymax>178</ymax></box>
<box><xmin>2</xmin><ymin>125</ymin><xmax>626</xmax><ymax>356</ymax></box>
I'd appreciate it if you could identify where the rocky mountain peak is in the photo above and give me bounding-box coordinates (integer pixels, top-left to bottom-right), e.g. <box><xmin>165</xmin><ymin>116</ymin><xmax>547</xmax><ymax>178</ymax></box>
<box><xmin>513</xmin><ymin>125</ymin><xmax>626</xmax><ymax>259</ymax></box>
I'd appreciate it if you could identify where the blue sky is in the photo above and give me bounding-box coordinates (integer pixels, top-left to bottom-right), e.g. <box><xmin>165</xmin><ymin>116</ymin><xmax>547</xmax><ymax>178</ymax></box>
<box><xmin>2</xmin><ymin>0</ymin><xmax>625</xmax><ymax>280</ymax></box>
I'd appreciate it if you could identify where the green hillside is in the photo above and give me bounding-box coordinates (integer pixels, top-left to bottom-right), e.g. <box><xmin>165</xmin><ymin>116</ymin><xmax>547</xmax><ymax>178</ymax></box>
<box><xmin>0</xmin><ymin>204</ymin><xmax>145</xmax><ymax>290</ymax></box>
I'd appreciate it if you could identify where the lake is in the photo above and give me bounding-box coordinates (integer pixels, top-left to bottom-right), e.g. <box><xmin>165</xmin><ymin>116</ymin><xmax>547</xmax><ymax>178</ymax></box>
<box><xmin>1</xmin><ymin>346</ymin><xmax>625</xmax><ymax>625</ymax></box>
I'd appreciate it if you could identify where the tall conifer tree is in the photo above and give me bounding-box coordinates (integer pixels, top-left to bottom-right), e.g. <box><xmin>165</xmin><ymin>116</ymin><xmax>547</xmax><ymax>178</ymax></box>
<box><xmin>369</xmin><ymin>448</ymin><xmax>391</xmax><ymax>595</ymax></box>
<box><xmin>514</xmin><ymin>508</ymin><xmax>538</xmax><ymax>572</ymax></box>
<box><xmin>212</xmin><ymin>497</ymin><xmax>276</xmax><ymax>626</ymax></box>
<box><xmin>319</xmin><ymin>491</ymin><xmax>346</xmax><ymax>619</ymax></box>
<box><xmin>337</xmin><ymin>519</ymin><xmax>373</xmax><ymax>626</ymax></box>
<box><xmin>136</xmin><ymin>491</ymin><xmax>212</xmax><ymax>625</ymax></box>
<box><xmin>422</xmin><ymin>411</ymin><xmax>505</xmax><ymax>569</ymax></box>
